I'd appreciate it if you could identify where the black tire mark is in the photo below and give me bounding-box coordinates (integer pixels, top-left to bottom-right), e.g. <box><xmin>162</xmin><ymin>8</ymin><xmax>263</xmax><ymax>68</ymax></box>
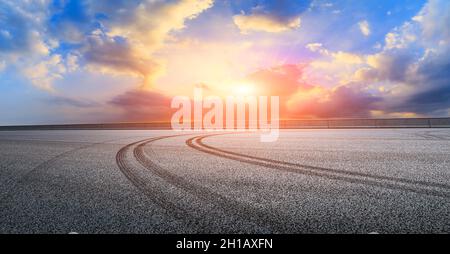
<box><xmin>187</xmin><ymin>133</ymin><xmax>450</xmax><ymax>199</ymax></box>
<box><xmin>420</xmin><ymin>131</ymin><xmax>450</xmax><ymax>141</ymax></box>
<box><xmin>195</xmin><ymin>134</ymin><xmax>450</xmax><ymax>190</ymax></box>
<box><xmin>116</xmin><ymin>136</ymin><xmax>195</xmax><ymax>223</ymax></box>
<box><xmin>133</xmin><ymin>137</ymin><xmax>299</xmax><ymax>233</ymax></box>
<box><xmin>413</xmin><ymin>130</ymin><xmax>450</xmax><ymax>141</ymax></box>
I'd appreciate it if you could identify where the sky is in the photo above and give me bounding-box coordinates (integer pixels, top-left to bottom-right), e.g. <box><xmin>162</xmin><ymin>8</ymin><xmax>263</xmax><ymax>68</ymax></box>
<box><xmin>0</xmin><ymin>0</ymin><xmax>449</xmax><ymax>124</ymax></box>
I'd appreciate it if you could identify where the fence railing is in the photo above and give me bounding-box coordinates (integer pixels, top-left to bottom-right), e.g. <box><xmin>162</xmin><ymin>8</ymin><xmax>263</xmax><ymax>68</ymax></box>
<box><xmin>280</xmin><ymin>118</ymin><xmax>450</xmax><ymax>129</ymax></box>
<box><xmin>0</xmin><ymin>118</ymin><xmax>449</xmax><ymax>130</ymax></box>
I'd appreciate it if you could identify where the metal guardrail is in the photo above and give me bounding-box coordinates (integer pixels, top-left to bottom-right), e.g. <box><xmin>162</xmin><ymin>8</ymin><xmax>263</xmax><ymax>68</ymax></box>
<box><xmin>0</xmin><ymin>118</ymin><xmax>449</xmax><ymax>130</ymax></box>
<box><xmin>281</xmin><ymin>118</ymin><xmax>450</xmax><ymax>129</ymax></box>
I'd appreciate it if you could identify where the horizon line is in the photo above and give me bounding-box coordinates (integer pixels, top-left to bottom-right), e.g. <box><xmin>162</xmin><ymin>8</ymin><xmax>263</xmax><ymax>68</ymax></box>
<box><xmin>1</xmin><ymin>117</ymin><xmax>449</xmax><ymax>130</ymax></box>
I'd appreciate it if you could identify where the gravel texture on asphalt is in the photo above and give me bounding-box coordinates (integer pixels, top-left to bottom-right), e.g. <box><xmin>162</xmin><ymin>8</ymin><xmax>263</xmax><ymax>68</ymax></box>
<box><xmin>0</xmin><ymin>129</ymin><xmax>449</xmax><ymax>233</ymax></box>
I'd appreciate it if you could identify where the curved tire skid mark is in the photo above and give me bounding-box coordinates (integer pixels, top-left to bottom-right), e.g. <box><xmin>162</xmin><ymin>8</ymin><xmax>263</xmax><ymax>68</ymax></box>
<box><xmin>421</xmin><ymin>131</ymin><xmax>450</xmax><ymax>141</ymax></box>
<box><xmin>413</xmin><ymin>130</ymin><xmax>450</xmax><ymax>141</ymax></box>
<box><xmin>187</xmin><ymin>133</ymin><xmax>450</xmax><ymax>199</ymax></box>
<box><xmin>194</xmin><ymin>134</ymin><xmax>450</xmax><ymax>190</ymax></box>
<box><xmin>133</xmin><ymin>137</ymin><xmax>299</xmax><ymax>233</ymax></box>
<box><xmin>116</xmin><ymin>136</ymin><xmax>195</xmax><ymax>222</ymax></box>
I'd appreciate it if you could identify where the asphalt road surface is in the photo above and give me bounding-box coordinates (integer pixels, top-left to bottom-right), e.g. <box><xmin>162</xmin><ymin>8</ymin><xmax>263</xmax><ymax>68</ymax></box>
<box><xmin>0</xmin><ymin>129</ymin><xmax>449</xmax><ymax>233</ymax></box>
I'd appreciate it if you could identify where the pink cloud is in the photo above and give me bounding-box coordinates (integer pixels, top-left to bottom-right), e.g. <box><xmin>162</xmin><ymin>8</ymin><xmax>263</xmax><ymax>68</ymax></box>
<box><xmin>109</xmin><ymin>89</ymin><xmax>172</xmax><ymax>122</ymax></box>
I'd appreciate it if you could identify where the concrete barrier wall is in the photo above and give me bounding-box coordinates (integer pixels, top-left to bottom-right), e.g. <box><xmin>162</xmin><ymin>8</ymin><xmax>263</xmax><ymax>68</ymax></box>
<box><xmin>0</xmin><ymin>118</ymin><xmax>449</xmax><ymax>130</ymax></box>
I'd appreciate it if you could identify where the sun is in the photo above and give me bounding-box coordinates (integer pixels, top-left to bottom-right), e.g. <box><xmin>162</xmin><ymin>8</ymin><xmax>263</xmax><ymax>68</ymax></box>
<box><xmin>233</xmin><ymin>83</ymin><xmax>256</xmax><ymax>96</ymax></box>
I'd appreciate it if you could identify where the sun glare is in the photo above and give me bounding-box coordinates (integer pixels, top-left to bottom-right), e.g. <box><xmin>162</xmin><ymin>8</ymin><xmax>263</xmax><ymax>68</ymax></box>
<box><xmin>233</xmin><ymin>83</ymin><xmax>256</xmax><ymax>96</ymax></box>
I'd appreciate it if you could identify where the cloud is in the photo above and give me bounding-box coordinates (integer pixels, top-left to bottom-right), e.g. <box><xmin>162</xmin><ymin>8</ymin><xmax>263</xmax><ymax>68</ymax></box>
<box><xmin>301</xmin><ymin>0</ymin><xmax>450</xmax><ymax>117</ymax></box>
<box><xmin>359</xmin><ymin>0</ymin><xmax>450</xmax><ymax>115</ymax></box>
<box><xmin>306</xmin><ymin>43</ymin><xmax>325</xmax><ymax>53</ymax></box>
<box><xmin>130</xmin><ymin>61</ymin><xmax>385</xmax><ymax>120</ymax></box>
<box><xmin>81</xmin><ymin>30</ymin><xmax>160</xmax><ymax>87</ymax></box>
<box><xmin>0</xmin><ymin>0</ymin><xmax>75</xmax><ymax>90</ymax></box>
<box><xmin>384</xmin><ymin>24</ymin><xmax>418</xmax><ymax>49</ymax></box>
<box><xmin>233</xmin><ymin>0</ymin><xmax>309</xmax><ymax>33</ymax></box>
<box><xmin>1</xmin><ymin>0</ymin><xmax>214</xmax><ymax>90</ymax></box>
<box><xmin>306</xmin><ymin>43</ymin><xmax>363</xmax><ymax>64</ymax></box>
<box><xmin>243</xmin><ymin>64</ymin><xmax>381</xmax><ymax>118</ymax></box>
<box><xmin>400</xmin><ymin>46</ymin><xmax>450</xmax><ymax>114</ymax></box>
<box><xmin>85</xmin><ymin>0</ymin><xmax>213</xmax><ymax>89</ymax></box>
<box><xmin>44</xmin><ymin>95</ymin><xmax>99</xmax><ymax>108</ymax></box>
<box><xmin>305</xmin><ymin>43</ymin><xmax>365</xmax><ymax>87</ymax></box>
<box><xmin>22</xmin><ymin>55</ymin><xmax>67</xmax><ymax>91</ymax></box>
<box><xmin>288</xmin><ymin>85</ymin><xmax>382</xmax><ymax>118</ymax></box>
<box><xmin>249</xmin><ymin>64</ymin><xmax>382</xmax><ymax>118</ymax></box>
<box><xmin>0</xmin><ymin>0</ymin><xmax>50</xmax><ymax>56</ymax></box>
<box><xmin>358</xmin><ymin>20</ymin><xmax>370</xmax><ymax>36</ymax></box>
<box><xmin>415</xmin><ymin>0</ymin><xmax>450</xmax><ymax>42</ymax></box>
<box><xmin>362</xmin><ymin>51</ymin><xmax>414</xmax><ymax>82</ymax></box>
<box><xmin>246</xmin><ymin>64</ymin><xmax>311</xmax><ymax>97</ymax></box>
<box><xmin>233</xmin><ymin>14</ymin><xmax>301</xmax><ymax>33</ymax></box>
<box><xmin>66</xmin><ymin>54</ymin><xmax>79</xmax><ymax>72</ymax></box>
<box><xmin>103</xmin><ymin>0</ymin><xmax>214</xmax><ymax>47</ymax></box>
<box><xmin>109</xmin><ymin>89</ymin><xmax>172</xmax><ymax>122</ymax></box>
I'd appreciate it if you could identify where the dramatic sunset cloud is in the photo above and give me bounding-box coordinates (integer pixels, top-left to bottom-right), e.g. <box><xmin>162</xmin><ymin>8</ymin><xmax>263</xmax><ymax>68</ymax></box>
<box><xmin>233</xmin><ymin>14</ymin><xmax>301</xmax><ymax>33</ymax></box>
<box><xmin>233</xmin><ymin>0</ymin><xmax>308</xmax><ymax>33</ymax></box>
<box><xmin>109</xmin><ymin>89</ymin><xmax>172</xmax><ymax>122</ymax></box>
<box><xmin>0</xmin><ymin>0</ymin><xmax>449</xmax><ymax>124</ymax></box>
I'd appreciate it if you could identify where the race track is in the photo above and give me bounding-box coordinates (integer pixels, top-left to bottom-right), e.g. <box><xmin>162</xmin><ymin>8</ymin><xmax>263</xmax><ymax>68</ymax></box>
<box><xmin>0</xmin><ymin>129</ymin><xmax>449</xmax><ymax>233</ymax></box>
